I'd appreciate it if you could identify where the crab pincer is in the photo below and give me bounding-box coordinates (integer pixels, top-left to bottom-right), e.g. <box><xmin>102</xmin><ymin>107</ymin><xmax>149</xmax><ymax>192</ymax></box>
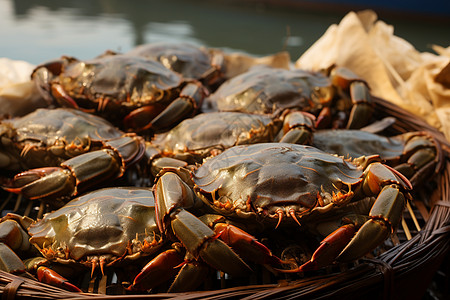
<box><xmin>130</xmin><ymin>248</ymin><xmax>185</xmax><ymax>291</ymax></box>
<box><xmin>32</xmin><ymin>55</ymin><xmax>208</xmax><ymax>133</ymax></box>
<box><xmin>153</xmin><ymin>170</ymin><xmax>253</xmax><ymax>278</ymax></box>
<box><xmin>3</xmin><ymin>134</ymin><xmax>144</xmax><ymax>204</ymax></box>
<box><xmin>37</xmin><ymin>266</ymin><xmax>82</xmax><ymax>292</ymax></box>
<box><xmin>285</xmin><ymin>162</ymin><xmax>412</xmax><ymax>272</ymax></box>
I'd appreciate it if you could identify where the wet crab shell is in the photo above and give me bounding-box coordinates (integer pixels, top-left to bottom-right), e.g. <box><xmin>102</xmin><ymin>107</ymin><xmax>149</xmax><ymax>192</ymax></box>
<box><xmin>312</xmin><ymin>129</ymin><xmax>405</xmax><ymax>160</ymax></box>
<box><xmin>0</xmin><ymin>108</ymin><xmax>125</xmax><ymax>171</ymax></box>
<box><xmin>33</xmin><ymin>55</ymin><xmax>183</xmax><ymax>117</ymax></box>
<box><xmin>125</xmin><ymin>42</ymin><xmax>217</xmax><ymax>82</ymax></box>
<box><xmin>205</xmin><ymin>65</ymin><xmax>332</xmax><ymax>114</ymax></box>
<box><xmin>192</xmin><ymin>143</ymin><xmax>363</xmax><ymax>222</ymax></box>
<box><xmin>28</xmin><ymin>187</ymin><xmax>159</xmax><ymax>262</ymax></box>
<box><xmin>153</xmin><ymin>111</ymin><xmax>282</xmax><ymax>158</ymax></box>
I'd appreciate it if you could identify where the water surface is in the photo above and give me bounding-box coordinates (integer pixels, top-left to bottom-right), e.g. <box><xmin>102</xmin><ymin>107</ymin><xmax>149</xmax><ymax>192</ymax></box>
<box><xmin>1</xmin><ymin>0</ymin><xmax>449</xmax><ymax>65</ymax></box>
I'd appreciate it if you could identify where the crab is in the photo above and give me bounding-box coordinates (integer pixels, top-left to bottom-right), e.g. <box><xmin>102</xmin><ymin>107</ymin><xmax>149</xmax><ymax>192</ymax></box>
<box><xmin>312</xmin><ymin>129</ymin><xmax>442</xmax><ymax>188</ymax></box>
<box><xmin>0</xmin><ymin>187</ymin><xmax>281</xmax><ymax>293</ymax></box>
<box><xmin>31</xmin><ymin>54</ymin><xmax>208</xmax><ymax>133</ymax></box>
<box><xmin>0</xmin><ymin>108</ymin><xmax>145</xmax><ymax>205</ymax></box>
<box><xmin>204</xmin><ymin>65</ymin><xmax>373</xmax><ymax>130</ymax></box>
<box><xmin>152</xmin><ymin>142</ymin><xmax>412</xmax><ymax>277</ymax></box>
<box><xmin>0</xmin><ymin>187</ymin><xmax>170</xmax><ymax>292</ymax></box>
<box><xmin>145</xmin><ymin>110</ymin><xmax>315</xmax><ymax>176</ymax></box>
<box><xmin>125</xmin><ymin>41</ymin><xmax>225</xmax><ymax>90</ymax></box>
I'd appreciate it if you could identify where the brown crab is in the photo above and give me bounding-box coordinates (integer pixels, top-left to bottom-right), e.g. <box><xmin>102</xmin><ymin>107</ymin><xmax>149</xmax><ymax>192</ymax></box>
<box><xmin>146</xmin><ymin>110</ymin><xmax>315</xmax><ymax>176</ymax></box>
<box><xmin>0</xmin><ymin>108</ymin><xmax>144</xmax><ymax>205</ymax></box>
<box><xmin>31</xmin><ymin>54</ymin><xmax>208</xmax><ymax>133</ymax></box>
<box><xmin>0</xmin><ymin>186</ymin><xmax>277</xmax><ymax>293</ymax></box>
<box><xmin>0</xmin><ymin>187</ymin><xmax>170</xmax><ymax>292</ymax></box>
<box><xmin>152</xmin><ymin>142</ymin><xmax>412</xmax><ymax>276</ymax></box>
<box><xmin>312</xmin><ymin>129</ymin><xmax>442</xmax><ymax>188</ymax></box>
<box><xmin>204</xmin><ymin>65</ymin><xmax>373</xmax><ymax>129</ymax></box>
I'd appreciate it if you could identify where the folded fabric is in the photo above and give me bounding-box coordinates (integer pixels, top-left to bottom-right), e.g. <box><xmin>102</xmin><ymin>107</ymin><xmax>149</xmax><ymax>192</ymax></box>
<box><xmin>296</xmin><ymin>10</ymin><xmax>450</xmax><ymax>140</ymax></box>
<box><xmin>0</xmin><ymin>58</ymin><xmax>48</xmax><ymax>118</ymax></box>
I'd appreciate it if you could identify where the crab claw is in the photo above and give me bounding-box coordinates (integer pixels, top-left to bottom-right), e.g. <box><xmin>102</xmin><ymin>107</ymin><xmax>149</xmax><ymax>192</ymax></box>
<box><xmin>290</xmin><ymin>224</ymin><xmax>356</xmax><ymax>272</ymax></box>
<box><xmin>0</xmin><ymin>243</ymin><xmax>26</xmax><ymax>274</ymax></box>
<box><xmin>2</xmin><ymin>167</ymin><xmax>76</xmax><ymax>201</ymax></box>
<box><xmin>130</xmin><ymin>248</ymin><xmax>184</xmax><ymax>291</ymax></box>
<box><xmin>154</xmin><ymin>172</ymin><xmax>252</xmax><ymax>277</ymax></box>
<box><xmin>2</xmin><ymin>135</ymin><xmax>144</xmax><ymax>203</ymax></box>
<box><xmin>214</xmin><ymin>223</ymin><xmax>283</xmax><ymax>266</ymax></box>
<box><xmin>281</xmin><ymin>164</ymin><xmax>409</xmax><ymax>273</ymax></box>
<box><xmin>168</xmin><ymin>260</ymin><xmax>210</xmax><ymax>293</ymax></box>
<box><xmin>0</xmin><ymin>215</ymin><xmax>37</xmax><ymax>274</ymax></box>
<box><xmin>150</xmin><ymin>82</ymin><xmax>207</xmax><ymax>132</ymax></box>
<box><xmin>37</xmin><ymin>266</ymin><xmax>82</xmax><ymax>293</ymax></box>
<box><xmin>337</xmin><ymin>184</ymin><xmax>406</xmax><ymax>262</ymax></box>
<box><xmin>171</xmin><ymin>209</ymin><xmax>252</xmax><ymax>277</ymax></box>
<box><xmin>125</xmin><ymin>81</ymin><xmax>207</xmax><ymax>133</ymax></box>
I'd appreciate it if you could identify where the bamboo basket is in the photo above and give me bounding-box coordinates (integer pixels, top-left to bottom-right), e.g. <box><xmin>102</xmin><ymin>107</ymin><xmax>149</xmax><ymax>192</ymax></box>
<box><xmin>0</xmin><ymin>96</ymin><xmax>449</xmax><ymax>300</ymax></box>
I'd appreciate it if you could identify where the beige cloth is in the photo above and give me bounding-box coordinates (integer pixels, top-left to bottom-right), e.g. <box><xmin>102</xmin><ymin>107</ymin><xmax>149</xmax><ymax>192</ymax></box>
<box><xmin>0</xmin><ymin>58</ymin><xmax>49</xmax><ymax>118</ymax></box>
<box><xmin>295</xmin><ymin>10</ymin><xmax>450</xmax><ymax>140</ymax></box>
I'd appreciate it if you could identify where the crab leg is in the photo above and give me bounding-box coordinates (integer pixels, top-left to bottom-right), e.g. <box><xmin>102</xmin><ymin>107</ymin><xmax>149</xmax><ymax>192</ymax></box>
<box><xmin>279</xmin><ymin>111</ymin><xmax>315</xmax><ymax>145</ymax></box>
<box><xmin>393</xmin><ymin>132</ymin><xmax>440</xmax><ymax>187</ymax></box>
<box><xmin>2</xmin><ymin>135</ymin><xmax>144</xmax><ymax>203</ymax></box>
<box><xmin>154</xmin><ymin>171</ymin><xmax>252</xmax><ymax>277</ymax></box>
<box><xmin>125</xmin><ymin>82</ymin><xmax>207</xmax><ymax>132</ymax></box>
<box><xmin>330</xmin><ymin>67</ymin><xmax>374</xmax><ymax>129</ymax></box>
<box><xmin>150</xmin><ymin>82</ymin><xmax>207</xmax><ymax>131</ymax></box>
<box><xmin>346</xmin><ymin>81</ymin><xmax>374</xmax><ymax>129</ymax></box>
<box><xmin>290</xmin><ymin>163</ymin><xmax>410</xmax><ymax>272</ymax></box>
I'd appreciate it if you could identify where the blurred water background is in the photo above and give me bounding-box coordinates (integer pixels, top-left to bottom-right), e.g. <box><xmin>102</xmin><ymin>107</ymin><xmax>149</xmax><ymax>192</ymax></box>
<box><xmin>0</xmin><ymin>0</ymin><xmax>449</xmax><ymax>65</ymax></box>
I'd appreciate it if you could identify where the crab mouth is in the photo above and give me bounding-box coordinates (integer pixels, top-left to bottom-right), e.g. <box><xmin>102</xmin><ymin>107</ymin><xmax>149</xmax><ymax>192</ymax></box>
<box><xmin>199</xmin><ymin>188</ymin><xmax>317</xmax><ymax>227</ymax></box>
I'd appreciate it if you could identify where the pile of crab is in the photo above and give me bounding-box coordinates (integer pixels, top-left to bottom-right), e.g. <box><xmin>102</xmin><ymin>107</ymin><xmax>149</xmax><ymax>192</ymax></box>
<box><xmin>0</xmin><ymin>42</ymin><xmax>443</xmax><ymax>294</ymax></box>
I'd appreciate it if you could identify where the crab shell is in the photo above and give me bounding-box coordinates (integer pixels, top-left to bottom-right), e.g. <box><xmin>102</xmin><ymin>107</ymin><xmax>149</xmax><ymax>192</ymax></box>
<box><xmin>28</xmin><ymin>187</ymin><xmax>161</xmax><ymax>263</ymax></box>
<box><xmin>32</xmin><ymin>55</ymin><xmax>184</xmax><ymax>122</ymax></box>
<box><xmin>192</xmin><ymin>143</ymin><xmax>365</xmax><ymax>224</ymax></box>
<box><xmin>0</xmin><ymin>108</ymin><xmax>125</xmax><ymax>171</ymax></box>
<box><xmin>125</xmin><ymin>42</ymin><xmax>222</xmax><ymax>86</ymax></box>
<box><xmin>205</xmin><ymin>65</ymin><xmax>332</xmax><ymax>114</ymax></box>
<box><xmin>153</xmin><ymin>111</ymin><xmax>282</xmax><ymax>159</ymax></box>
<box><xmin>312</xmin><ymin>129</ymin><xmax>406</xmax><ymax>160</ymax></box>
<box><xmin>312</xmin><ymin>129</ymin><xmax>441</xmax><ymax>187</ymax></box>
